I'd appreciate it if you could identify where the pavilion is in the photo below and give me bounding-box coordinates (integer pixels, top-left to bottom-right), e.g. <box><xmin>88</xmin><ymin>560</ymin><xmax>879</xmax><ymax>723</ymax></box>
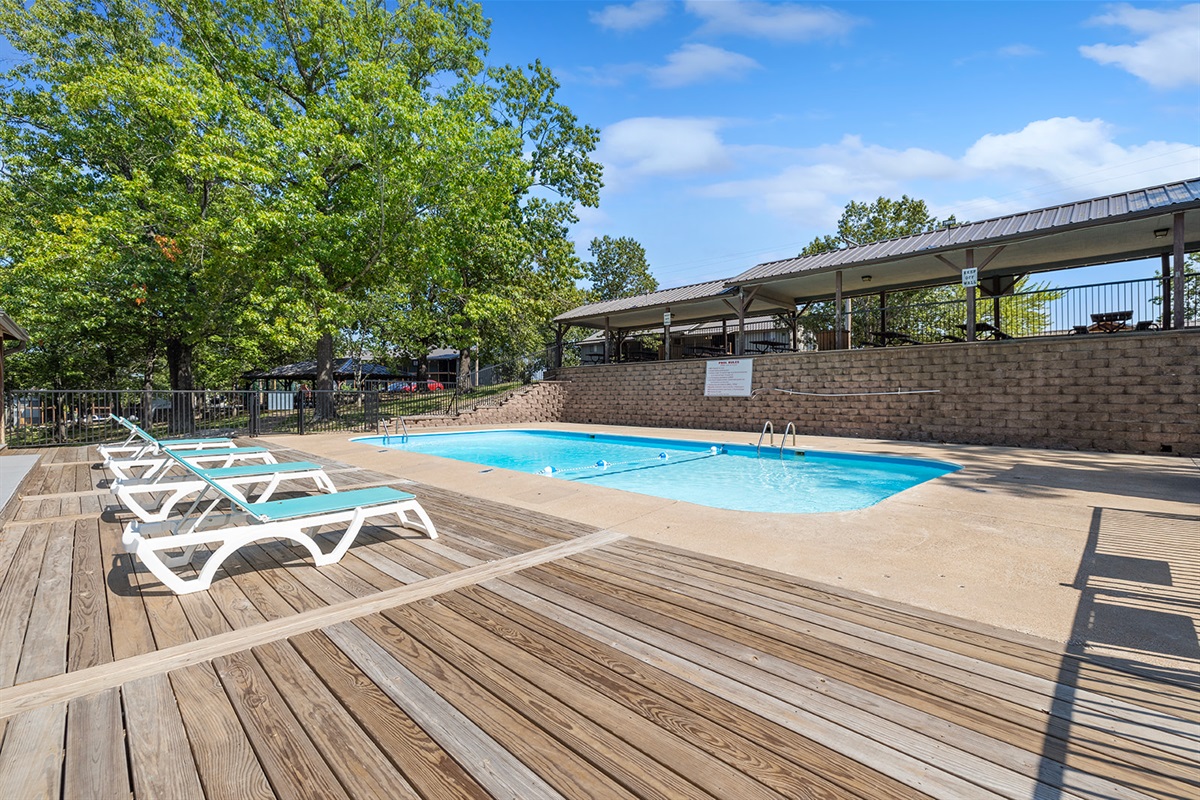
<box><xmin>553</xmin><ymin>178</ymin><xmax>1199</xmax><ymax>364</ymax></box>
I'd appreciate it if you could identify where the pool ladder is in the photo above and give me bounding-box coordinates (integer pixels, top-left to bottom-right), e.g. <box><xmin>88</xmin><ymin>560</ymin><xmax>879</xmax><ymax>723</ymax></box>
<box><xmin>379</xmin><ymin>417</ymin><xmax>408</xmax><ymax>444</ymax></box>
<box><xmin>756</xmin><ymin>420</ymin><xmax>796</xmax><ymax>458</ymax></box>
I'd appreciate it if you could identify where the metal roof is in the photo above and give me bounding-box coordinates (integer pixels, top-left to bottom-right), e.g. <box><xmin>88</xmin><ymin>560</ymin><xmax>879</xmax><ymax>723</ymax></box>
<box><xmin>0</xmin><ymin>309</ymin><xmax>29</xmax><ymax>342</ymax></box>
<box><xmin>553</xmin><ymin>279</ymin><xmax>794</xmax><ymax>329</ymax></box>
<box><xmin>732</xmin><ymin>178</ymin><xmax>1200</xmax><ymax>294</ymax></box>
<box><xmin>554</xmin><ymin>177</ymin><xmax>1200</xmax><ymax>331</ymax></box>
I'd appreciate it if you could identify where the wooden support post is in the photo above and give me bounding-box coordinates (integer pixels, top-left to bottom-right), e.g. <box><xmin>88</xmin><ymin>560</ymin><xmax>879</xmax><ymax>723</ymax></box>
<box><xmin>1161</xmin><ymin>253</ymin><xmax>1173</xmax><ymax>329</ymax></box>
<box><xmin>553</xmin><ymin>325</ymin><xmax>564</xmax><ymax>369</ymax></box>
<box><xmin>603</xmin><ymin>317</ymin><xmax>611</xmax><ymax>364</ymax></box>
<box><xmin>965</xmin><ymin>249</ymin><xmax>977</xmax><ymax>342</ymax></box>
<box><xmin>834</xmin><ymin>271</ymin><xmax>844</xmax><ymax>350</ymax></box>
<box><xmin>736</xmin><ymin>292</ymin><xmax>747</xmax><ymax>355</ymax></box>
<box><xmin>722</xmin><ymin>318</ymin><xmax>728</xmax><ymax>353</ymax></box>
<box><xmin>990</xmin><ymin>278</ymin><xmax>1002</xmax><ymax>333</ymax></box>
<box><xmin>663</xmin><ymin>307</ymin><xmax>671</xmax><ymax>362</ymax></box>
<box><xmin>878</xmin><ymin>291</ymin><xmax>888</xmax><ymax>340</ymax></box>
<box><xmin>789</xmin><ymin>310</ymin><xmax>798</xmax><ymax>351</ymax></box>
<box><xmin>1172</xmin><ymin>212</ymin><xmax>1185</xmax><ymax>329</ymax></box>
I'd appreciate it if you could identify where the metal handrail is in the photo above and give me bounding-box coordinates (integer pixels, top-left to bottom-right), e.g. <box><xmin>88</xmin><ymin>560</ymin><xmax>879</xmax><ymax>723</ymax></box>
<box><xmin>780</xmin><ymin>422</ymin><xmax>797</xmax><ymax>457</ymax></box>
<box><xmin>756</xmin><ymin>420</ymin><xmax>773</xmax><ymax>456</ymax></box>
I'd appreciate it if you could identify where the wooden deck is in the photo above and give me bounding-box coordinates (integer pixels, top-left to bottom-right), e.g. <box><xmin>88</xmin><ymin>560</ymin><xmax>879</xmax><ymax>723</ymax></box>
<box><xmin>0</xmin><ymin>444</ymin><xmax>1196</xmax><ymax>799</ymax></box>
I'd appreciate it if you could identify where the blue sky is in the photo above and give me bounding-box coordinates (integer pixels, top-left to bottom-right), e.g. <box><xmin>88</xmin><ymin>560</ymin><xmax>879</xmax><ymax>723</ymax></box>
<box><xmin>2</xmin><ymin>1</ymin><xmax>1197</xmax><ymax>289</ymax></box>
<box><xmin>482</xmin><ymin>0</ymin><xmax>1200</xmax><ymax>288</ymax></box>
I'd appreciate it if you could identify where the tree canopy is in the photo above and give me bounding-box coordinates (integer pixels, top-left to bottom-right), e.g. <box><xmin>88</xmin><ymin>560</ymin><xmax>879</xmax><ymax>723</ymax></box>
<box><xmin>0</xmin><ymin>0</ymin><xmax>601</xmax><ymax>394</ymax></box>
<box><xmin>586</xmin><ymin>235</ymin><xmax>657</xmax><ymax>301</ymax></box>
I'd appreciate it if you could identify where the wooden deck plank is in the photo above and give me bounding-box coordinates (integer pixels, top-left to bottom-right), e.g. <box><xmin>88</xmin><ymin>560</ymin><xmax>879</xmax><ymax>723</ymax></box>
<box><xmin>589</xmin><ymin>545</ymin><xmax>1200</xmax><ymax>792</ymax></box>
<box><xmin>0</xmin><ymin>703</ymin><xmax>67</xmax><ymax>798</ymax></box>
<box><xmin>99</xmin><ymin>516</ymin><xmax>158</xmax><ymax>662</ymax></box>
<box><xmin>0</xmin><ymin>521</ymin><xmax>52</xmax><ymax>688</ymax></box>
<box><xmin>446</xmin><ymin>584</ymin><xmax>930</xmax><ymax>800</ymax></box>
<box><xmin>16</xmin><ymin>520</ymin><xmax>74</xmax><ymax>684</ymax></box>
<box><xmin>64</xmin><ymin>689</ymin><xmax>130</xmax><ymax>799</ymax></box>
<box><xmin>212</xmin><ymin>648</ymin><xmax>351</xmax><ymax>800</ymax></box>
<box><xmin>618</xmin><ymin>538</ymin><xmax>1200</xmax><ymax>711</ymax></box>
<box><xmin>385</xmin><ymin>596</ymin><xmax>798</xmax><ymax>799</ymax></box>
<box><xmin>586</xmin><ymin>547</ymin><xmax>1200</xmax><ymax>797</ymax></box>
<box><xmin>497</xmin><ymin>569</ymin><xmax>1021</xmax><ymax>799</ymax></box>
<box><xmin>169</xmin><ymin>662</ymin><xmax>272</xmax><ymax>800</ymax></box>
<box><xmin>122</xmin><ymin>672</ymin><xmax>204</xmax><ymax>800</ymax></box>
<box><xmin>366</xmin><ymin>609</ymin><xmax>653</xmax><ymax>800</ymax></box>
<box><xmin>325</xmin><ymin>619</ymin><xmax>567</xmax><ymax>800</ymax></box>
<box><xmin>68</xmin><ymin>520</ymin><xmax>114</xmax><ymax>674</ymax></box>
<box><xmin>290</xmin><ymin>629</ymin><xmax>494</xmax><ymax>800</ymax></box>
<box><xmin>253</xmin><ymin>639</ymin><xmax>423</xmax><ymax>798</ymax></box>
<box><xmin>528</xmin><ymin>557</ymin><xmax>1160</xmax><ymax>800</ymax></box>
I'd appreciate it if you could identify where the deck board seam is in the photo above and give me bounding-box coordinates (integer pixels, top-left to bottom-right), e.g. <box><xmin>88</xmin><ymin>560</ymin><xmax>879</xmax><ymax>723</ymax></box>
<box><xmin>0</xmin><ymin>529</ymin><xmax>627</xmax><ymax>718</ymax></box>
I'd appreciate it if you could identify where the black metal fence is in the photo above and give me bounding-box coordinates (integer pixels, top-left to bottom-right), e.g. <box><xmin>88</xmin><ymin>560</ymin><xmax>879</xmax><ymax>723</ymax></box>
<box><xmin>3</xmin><ymin>385</ymin><xmax>464</xmax><ymax>448</ymax></box>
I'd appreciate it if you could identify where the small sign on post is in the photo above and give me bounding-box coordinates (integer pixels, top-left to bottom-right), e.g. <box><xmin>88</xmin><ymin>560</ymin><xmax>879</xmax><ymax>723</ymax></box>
<box><xmin>961</xmin><ymin>267</ymin><xmax>978</xmax><ymax>288</ymax></box>
<box><xmin>663</xmin><ymin>311</ymin><xmax>672</xmax><ymax>326</ymax></box>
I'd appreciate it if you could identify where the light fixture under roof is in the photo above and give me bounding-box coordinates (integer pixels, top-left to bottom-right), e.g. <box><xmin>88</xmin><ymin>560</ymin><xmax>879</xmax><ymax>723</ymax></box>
<box><xmin>1154</xmin><ymin>228</ymin><xmax>1170</xmax><ymax>238</ymax></box>
<box><xmin>861</xmin><ymin>275</ymin><xmax>872</xmax><ymax>283</ymax></box>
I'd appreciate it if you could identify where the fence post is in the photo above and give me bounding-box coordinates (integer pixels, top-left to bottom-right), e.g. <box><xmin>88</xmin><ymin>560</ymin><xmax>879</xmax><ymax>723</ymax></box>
<box><xmin>297</xmin><ymin>399</ymin><xmax>305</xmax><ymax>435</ymax></box>
<box><xmin>248</xmin><ymin>390</ymin><xmax>259</xmax><ymax>437</ymax></box>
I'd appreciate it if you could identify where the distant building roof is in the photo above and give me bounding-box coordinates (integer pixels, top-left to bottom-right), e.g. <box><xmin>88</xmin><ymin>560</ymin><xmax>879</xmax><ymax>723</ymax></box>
<box><xmin>241</xmin><ymin>358</ymin><xmax>406</xmax><ymax>381</ymax></box>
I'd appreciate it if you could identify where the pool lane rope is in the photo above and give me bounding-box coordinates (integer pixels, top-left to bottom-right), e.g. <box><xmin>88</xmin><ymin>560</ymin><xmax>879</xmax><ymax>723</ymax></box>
<box><xmin>539</xmin><ymin>446</ymin><xmax>727</xmax><ymax>478</ymax></box>
<box><xmin>751</xmin><ymin>387</ymin><xmax>939</xmax><ymax>398</ymax></box>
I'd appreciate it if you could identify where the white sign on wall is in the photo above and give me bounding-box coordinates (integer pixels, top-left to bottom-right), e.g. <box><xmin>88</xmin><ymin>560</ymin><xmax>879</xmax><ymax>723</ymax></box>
<box><xmin>961</xmin><ymin>267</ymin><xmax>978</xmax><ymax>288</ymax></box>
<box><xmin>663</xmin><ymin>311</ymin><xmax>671</xmax><ymax>326</ymax></box>
<box><xmin>704</xmin><ymin>359</ymin><xmax>753</xmax><ymax>397</ymax></box>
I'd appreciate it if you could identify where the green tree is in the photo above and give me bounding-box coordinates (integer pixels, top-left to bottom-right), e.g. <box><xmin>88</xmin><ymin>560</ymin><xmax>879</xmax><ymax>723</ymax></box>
<box><xmin>586</xmin><ymin>235</ymin><xmax>657</xmax><ymax>301</ymax></box>
<box><xmin>797</xmin><ymin>195</ymin><xmax>1052</xmax><ymax>343</ymax></box>
<box><xmin>0</xmin><ymin>0</ymin><xmax>266</xmax><ymax>419</ymax></box>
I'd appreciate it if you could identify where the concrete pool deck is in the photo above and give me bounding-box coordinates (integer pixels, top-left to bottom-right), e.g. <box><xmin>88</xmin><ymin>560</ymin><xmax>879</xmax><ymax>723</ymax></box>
<box><xmin>265</xmin><ymin>423</ymin><xmax>1200</xmax><ymax>672</ymax></box>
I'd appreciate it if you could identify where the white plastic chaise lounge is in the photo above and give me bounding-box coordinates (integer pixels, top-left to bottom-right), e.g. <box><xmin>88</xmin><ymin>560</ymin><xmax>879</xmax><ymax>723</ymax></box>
<box><xmin>122</xmin><ymin>449</ymin><xmax>436</xmax><ymax>594</ymax></box>
<box><xmin>99</xmin><ymin>414</ymin><xmax>233</xmax><ymax>464</ymax></box>
<box><xmin>112</xmin><ymin>459</ymin><xmax>338</xmax><ymax>523</ymax></box>
<box><xmin>107</xmin><ymin>443</ymin><xmax>279</xmax><ymax>481</ymax></box>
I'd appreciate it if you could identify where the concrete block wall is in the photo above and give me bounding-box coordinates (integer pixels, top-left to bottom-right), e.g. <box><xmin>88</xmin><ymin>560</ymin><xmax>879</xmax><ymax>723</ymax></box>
<box><xmin>402</xmin><ymin>382</ymin><xmax>569</xmax><ymax>429</ymax></box>
<box><xmin>546</xmin><ymin>330</ymin><xmax>1200</xmax><ymax>456</ymax></box>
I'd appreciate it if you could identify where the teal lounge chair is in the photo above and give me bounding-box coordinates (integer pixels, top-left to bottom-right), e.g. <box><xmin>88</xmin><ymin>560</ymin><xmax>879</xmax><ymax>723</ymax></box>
<box><xmin>99</xmin><ymin>414</ymin><xmax>232</xmax><ymax>465</ymax></box>
<box><xmin>112</xmin><ymin>459</ymin><xmax>338</xmax><ymax>523</ymax></box>
<box><xmin>106</xmin><ymin>444</ymin><xmax>278</xmax><ymax>481</ymax></box>
<box><xmin>121</xmin><ymin>449</ymin><xmax>436</xmax><ymax>594</ymax></box>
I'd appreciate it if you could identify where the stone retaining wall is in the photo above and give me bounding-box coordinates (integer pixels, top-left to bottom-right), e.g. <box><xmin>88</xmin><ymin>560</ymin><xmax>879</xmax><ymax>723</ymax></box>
<box><xmin>546</xmin><ymin>330</ymin><xmax>1199</xmax><ymax>456</ymax></box>
<box><xmin>401</xmin><ymin>382</ymin><xmax>569</xmax><ymax>429</ymax></box>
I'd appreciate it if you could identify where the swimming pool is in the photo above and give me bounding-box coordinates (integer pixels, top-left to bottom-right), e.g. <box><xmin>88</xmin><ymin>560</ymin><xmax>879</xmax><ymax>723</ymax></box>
<box><xmin>354</xmin><ymin>429</ymin><xmax>959</xmax><ymax>514</ymax></box>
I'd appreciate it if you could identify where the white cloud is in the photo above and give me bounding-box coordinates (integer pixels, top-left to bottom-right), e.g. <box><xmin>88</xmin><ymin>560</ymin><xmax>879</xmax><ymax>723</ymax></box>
<box><xmin>648</xmin><ymin>44</ymin><xmax>761</xmax><ymax>87</ymax></box>
<box><xmin>684</xmin><ymin>0</ymin><xmax>862</xmax><ymax>41</ymax></box>
<box><xmin>599</xmin><ymin>117</ymin><xmax>732</xmax><ymax>191</ymax></box>
<box><xmin>700</xmin><ymin>117</ymin><xmax>1200</xmax><ymax>224</ymax></box>
<box><xmin>1080</xmin><ymin>3</ymin><xmax>1200</xmax><ymax>89</ymax></box>
<box><xmin>590</xmin><ymin>0</ymin><xmax>670</xmax><ymax>32</ymax></box>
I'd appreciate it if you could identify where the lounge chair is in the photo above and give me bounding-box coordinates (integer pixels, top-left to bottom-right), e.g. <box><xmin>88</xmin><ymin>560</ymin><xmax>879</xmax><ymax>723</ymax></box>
<box><xmin>121</xmin><ymin>449</ymin><xmax>436</xmax><ymax>594</ymax></box>
<box><xmin>112</xmin><ymin>460</ymin><xmax>337</xmax><ymax>523</ymax></box>
<box><xmin>99</xmin><ymin>414</ymin><xmax>232</xmax><ymax>464</ymax></box>
<box><xmin>106</xmin><ymin>445</ymin><xmax>278</xmax><ymax>481</ymax></box>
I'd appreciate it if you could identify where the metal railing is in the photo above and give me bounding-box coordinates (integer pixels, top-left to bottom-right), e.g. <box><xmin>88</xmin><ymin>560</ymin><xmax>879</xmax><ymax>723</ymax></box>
<box><xmin>3</xmin><ymin>385</ymin><xmax>463</xmax><ymax>448</ymax></box>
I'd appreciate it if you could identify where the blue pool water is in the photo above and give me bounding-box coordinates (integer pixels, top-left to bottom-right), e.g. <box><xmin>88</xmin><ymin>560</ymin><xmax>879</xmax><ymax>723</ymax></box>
<box><xmin>354</xmin><ymin>429</ymin><xmax>959</xmax><ymax>514</ymax></box>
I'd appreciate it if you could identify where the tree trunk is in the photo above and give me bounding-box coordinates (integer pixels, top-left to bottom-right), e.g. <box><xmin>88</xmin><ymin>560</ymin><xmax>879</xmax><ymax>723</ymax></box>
<box><xmin>416</xmin><ymin>355</ymin><xmax>429</xmax><ymax>381</ymax></box>
<box><xmin>315</xmin><ymin>331</ymin><xmax>337</xmax><ymax>420</ymax></box>
<box><xmin>458</xmin><ymin>349</ymin><xmax>472</xmax><ymax>391</ymax></box>
<box><xmin>166</xmin><ymin>338</ymin><xmax>195</xmax><ymax>434</ymax></box>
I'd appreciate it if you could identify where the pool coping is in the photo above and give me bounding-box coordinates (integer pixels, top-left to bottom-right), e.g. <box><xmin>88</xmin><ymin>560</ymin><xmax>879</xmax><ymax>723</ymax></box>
<box><xmin>261</xmin><ymin>422</ymin><xmax>1200</xmax><ymax>669</ymax></box>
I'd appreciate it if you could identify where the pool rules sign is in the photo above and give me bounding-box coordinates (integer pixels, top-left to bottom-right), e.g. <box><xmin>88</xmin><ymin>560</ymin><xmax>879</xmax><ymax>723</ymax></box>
<box><xmin>704</xmin><ymin>359</ymin><xmax>753</xmax><ymax>397</ymax></box>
